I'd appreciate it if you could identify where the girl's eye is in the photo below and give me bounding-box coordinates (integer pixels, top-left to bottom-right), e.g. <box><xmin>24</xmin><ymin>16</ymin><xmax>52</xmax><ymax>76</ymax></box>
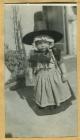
<box><xmin>35</xmin><ymin>40</ymin><xmax>42</xmax><ymax>45</ymax></box>
<box><xmin>43</xmin><ymin>41</ymin><xmax>52</xmax><ymax>45</ymax></box>
<box><xmin>35</xmin><ymin>40</ymin><xmax>53</xmax><ymax>46</ymax></box>
<box><xmin>48</xmin><ymin>42</ymin><xmax>52</xmax><ymax>45</ymax></box>
<box><xmin>35</xmin><ymin>41</ymin><xmax>38</xmax><ymax>45</ymax></box>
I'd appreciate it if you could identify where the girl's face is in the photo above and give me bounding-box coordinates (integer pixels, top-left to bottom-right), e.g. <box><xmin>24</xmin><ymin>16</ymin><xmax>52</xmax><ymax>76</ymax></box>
<box><xmin>33</xmin><ymin>36</ymin><xmax>54</xmax><ymax>51</ymax></box>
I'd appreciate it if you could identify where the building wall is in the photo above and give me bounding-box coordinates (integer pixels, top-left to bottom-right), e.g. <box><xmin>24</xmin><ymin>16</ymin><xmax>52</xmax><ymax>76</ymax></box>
<box><xmin>65</xmin><ymin>6</ymin><xmax>77</xmax><ymax>55</ymax></box>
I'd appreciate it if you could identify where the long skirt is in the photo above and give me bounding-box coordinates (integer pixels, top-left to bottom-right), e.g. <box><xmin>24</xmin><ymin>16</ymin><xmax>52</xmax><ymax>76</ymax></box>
<box><xmin>34</xmin><ymin>68</ymin><xmax>75</xmax><ymax>107</ymax></box>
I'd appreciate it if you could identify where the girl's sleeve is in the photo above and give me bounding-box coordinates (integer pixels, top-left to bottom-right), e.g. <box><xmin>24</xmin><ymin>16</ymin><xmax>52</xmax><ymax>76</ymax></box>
<box><xmin>58</xmin><ymin>57</ymin><xmax>67</xmax><ymax>74</ymax></box>
<box><xmin>27</xmin><ymin>50</ymin><xmax>34</xmax><ymax>73</ymax></box>
<box><xmin>25</xmin><ymin>50</ymin><xmax>34</xmax><ymax>86</ymax></box>
<box><xmin>52</xmin><ymin>47</ymin><xmax>67</xmax><ymax>75</ymax></box>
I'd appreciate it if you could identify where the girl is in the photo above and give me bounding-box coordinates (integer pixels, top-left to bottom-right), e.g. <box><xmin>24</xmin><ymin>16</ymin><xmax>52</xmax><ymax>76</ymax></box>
<box><xmin>22</xmin><ymin>11</ymin><xmax>75</xmax><ymax>108</ymax></box>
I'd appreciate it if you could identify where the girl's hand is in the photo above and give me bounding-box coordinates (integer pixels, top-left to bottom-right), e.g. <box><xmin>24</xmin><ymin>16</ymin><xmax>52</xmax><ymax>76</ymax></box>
<box><xmin>61</xmin><ymin>74</ymin><xmax>68</xmax><ymax>82</ymax></box>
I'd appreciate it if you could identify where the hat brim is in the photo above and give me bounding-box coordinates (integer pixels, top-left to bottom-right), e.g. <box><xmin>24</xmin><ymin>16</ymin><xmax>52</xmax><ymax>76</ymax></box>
<box><xmin>22</xmin><ymin>30</ymin><xmax>63</xmax><ymax>45</ymax></box>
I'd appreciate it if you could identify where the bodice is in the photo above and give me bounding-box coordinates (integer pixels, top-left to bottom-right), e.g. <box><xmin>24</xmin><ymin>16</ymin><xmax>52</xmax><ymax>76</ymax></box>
<box><xmin>29</xmin><ymin>50</ymin><xmax>57</xmax><ymax>72</ymax></box>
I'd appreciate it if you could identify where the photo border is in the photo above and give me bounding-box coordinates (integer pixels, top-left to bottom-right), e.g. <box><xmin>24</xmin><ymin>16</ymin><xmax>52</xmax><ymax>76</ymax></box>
<box><xmin>0</xmin><ymin>0</ymin><xmax>80</xmax><ymax>140</ymax></box>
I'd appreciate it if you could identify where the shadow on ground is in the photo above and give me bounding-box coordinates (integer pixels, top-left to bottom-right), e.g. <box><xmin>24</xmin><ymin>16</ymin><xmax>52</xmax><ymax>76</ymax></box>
<box><xmin>9</xmin><ymin>79</ymin><xmax>75</xmax><ymax>116</ymax></box>
<box><xmin>5</xmin><ymin>133</ymin><xmax>13</xmax><ymax>138</ymax></box>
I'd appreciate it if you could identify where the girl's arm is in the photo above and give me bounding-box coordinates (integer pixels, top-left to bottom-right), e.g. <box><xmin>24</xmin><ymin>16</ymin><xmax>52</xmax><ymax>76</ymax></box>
<box><xmin>58</xmin><ymin>58</ymin><xmax>67</xmax><ymax>75</ymax></box>
<box><xmin>51</xmin><ymin>47</ymin><xmax>68</xmax><ymax>82</ymax></box>
<box><xmin>51</xmin><ymin>47</ymin><xmax>67</xmax><ymax>74</ymax></box>
<box><xmin>25</xmin><ymin>50</ymin><xmax>34</xmax><ymax>84</ymax></box>
<box><xmin>59</xmin><ymin>59</ymin><xmax>68</xmax><ymax>82</ymax></box>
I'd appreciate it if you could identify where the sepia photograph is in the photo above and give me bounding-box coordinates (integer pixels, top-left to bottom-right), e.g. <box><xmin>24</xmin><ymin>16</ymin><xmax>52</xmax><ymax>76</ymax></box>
<box><xmin>4</xmin><ymin>4</ymin><xmax>77</xmax><ymax>137</ymax></box>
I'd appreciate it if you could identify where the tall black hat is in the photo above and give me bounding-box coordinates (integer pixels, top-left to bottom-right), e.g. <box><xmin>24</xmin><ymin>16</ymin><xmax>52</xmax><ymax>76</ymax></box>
<box><xmin>22</xmin><ymin>11</ymin><xmax>63</xmax><ymax>45</ymax></box>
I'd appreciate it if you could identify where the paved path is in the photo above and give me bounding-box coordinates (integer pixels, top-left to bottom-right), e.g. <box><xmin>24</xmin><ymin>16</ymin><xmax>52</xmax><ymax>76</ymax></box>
<box><xmin>5</xmin><ymin>71</ymin><xmax>77</xmax><ymax>137</ymax></box>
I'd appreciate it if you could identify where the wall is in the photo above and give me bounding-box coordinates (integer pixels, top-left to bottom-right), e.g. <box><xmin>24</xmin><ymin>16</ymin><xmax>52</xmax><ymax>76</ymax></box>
<box><xmin>5</xmin><ymin>4</ymin><xmax>42</xmax><ymax>55</ymax></box>
<box><xmin>65</xmin><ymin>6</ymin><xmax>77</xmax><ymax>55</ymax></box>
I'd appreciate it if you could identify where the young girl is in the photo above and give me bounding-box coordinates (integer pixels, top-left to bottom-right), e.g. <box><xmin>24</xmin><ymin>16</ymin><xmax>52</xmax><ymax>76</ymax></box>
<box><xmin>23</xmin><ymin>34</ymin><xmax>75</xmax><ymax>108</ymax></box>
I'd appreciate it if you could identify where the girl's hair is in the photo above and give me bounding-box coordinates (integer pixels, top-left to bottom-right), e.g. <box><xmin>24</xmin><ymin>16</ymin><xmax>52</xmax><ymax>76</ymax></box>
<box><xmin>33</xmin><ymin>35</ymin><xmax>54</xmax><ymax>48</ymax></box>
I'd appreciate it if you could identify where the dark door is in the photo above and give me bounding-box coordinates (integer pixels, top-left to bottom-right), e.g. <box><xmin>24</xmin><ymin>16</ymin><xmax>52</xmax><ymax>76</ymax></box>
<box><xmin>43</xmin><ymin>6</ymin><xmax>67</xmax><ymax>55</ymax></box>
